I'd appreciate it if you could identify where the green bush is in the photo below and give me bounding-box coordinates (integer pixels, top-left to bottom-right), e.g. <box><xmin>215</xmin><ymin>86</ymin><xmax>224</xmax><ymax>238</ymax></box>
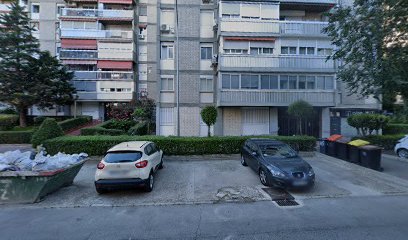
<box><xmin>0</xmin><ymin>108</ymin><xmax>17</xmax><ymax>114</ymax></box>
<box><xmin>31</xmin><ymin>118</ymin><xmax>64</xmax><ymax>147</ymax></box>
<box><xmin>128</xmin><ymin>122</ymin><xmax>148</xmax><ymax>136</ymax></box>
<box><xmin>58</xmin><ymin>116</ymin><xmax>92</xmax><ymax>132</ymax></box>
<box><xmin>0</xmin><ymin>114</ymin><xmax>19</xmax><ymax>130</ymax></box>
<box><xmin>357</xmin><ymin>134</ymin><xmax>406</xmax><ymax>150</ymax></box>
<box><xmin>347</xmin><ymin>113</ymin><xmax>389</xmax><ymax>136</ymax></box>
<box><xmin>80</xmin><ymin>127</ymin><xmax>125</xmax><ymax>136</ymax></box>
<box><xmin>33</xmin><ymin>116</ymin><xmax>47</xmax><ymax>125</ymax></box>
<box><xmin>383</xmin><ymin>124</ymin><xmax>408</xmax><ymax>135</ymax></box>
<box><xmin>0</xmin><ymin>131</ymin><xmax>34</xmax><ymax>144</ymax></box>
<box><xmin>201</xmin><ymin>106</ymin><xmax>218</xmax><ymax>137</ymax></box>
<box><xmin>105</xmin><ymin>119</ymin><xmax>135</xmax><ymax>131</ymax></box>
<box><xmin>43</xmin><ymin>135</ymin><xmax>317</xmax><ymax>156</ymax></box>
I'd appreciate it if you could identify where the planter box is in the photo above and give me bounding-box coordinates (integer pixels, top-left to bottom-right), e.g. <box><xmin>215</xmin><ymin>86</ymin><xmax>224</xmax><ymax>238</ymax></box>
<box><xmin>0</xmin><ymin>159</ymin><xmax>87</xmax><ymax>204</ymax></box>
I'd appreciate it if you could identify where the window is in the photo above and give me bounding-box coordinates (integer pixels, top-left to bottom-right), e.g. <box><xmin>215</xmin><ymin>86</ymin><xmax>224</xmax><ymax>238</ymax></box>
<box><xmin>298</xmin><ymin>76</ymin><xmax>307</xmax><ymax>89</ymax></box>
<box><xmin>161</xmin><ymin>77</ymin><xmax>174</xmax><ymax>91</ymax></box>
<box><xmin>200</xmin><ymin>77</ymin><xmax>213</xmax><ymax>92</ymax></box>
<box><xmin>289</xmin><ymin>76</ymin><xmax>297</xmax><ymax>89</ymax></box>
<box><xmin>307</xmin><ymin>76</ymin><xmax>316</xmax><ymax>89</ymax></box>
<box><xmin>222</xmin><ymin>74</ymin><xmax>239</xmax><ymax>89</ymax></box>
<box><xmin>57</xmin><ymin>5</ymin><xmax>64</xmax><ymax>16</ymax></box>
<box><xmin>299</xmin><ymin>47</ymin><xmax>315</xmax><ymax>55</ymax></box>
<box><xmin>161</xmin><ymin>44</ymin><xmax>174</xmax><ymax>60</ymax></box>
<box><xmin>201</xmin><ymin>47</ymin><xmax>212</xmax><ymax>60</ymax></box>
<box><xmin>262</xmin><ymin>48</ymin><xmax>273</xmax><ymax>54</ymax></box>
<box><xmin>241</xmin><ymin>75</ymin><xmax>259</xmax><ymax>89</ymax></box>
<box><xmin>280</xmin><ymin>75</ymin><xmax>288</xmax><ymax>89</ymax></box>
<box><xmin>139</xmin><ymin>6</ymin><xmax>147</xmax><ymax>16</ymax></box>
<box><xmin>281</xmin><ymin>46</ymin><xmax>297</xmax><ymax>55</ymax></box>
<box><xmin>250</xmin><ymin>47</ymin><xmax>273</xmax><ymax>55</ymax></box>
<box><xmin>316</xmin><ymin>76</ymin><xmax>334</xmax><ymax>90</ymax></box>
<box><xmin>32</xmin><ymin>4</ymin><xmax>40</xmax><ymax>13</ymax></box>
<box><xmin>317</xmin><ymin>48</ymin><xmax>333</xmax><ymax>56</ymax></box>
<box><xmin>261</xmin><ymin>75</ymin><xmax>278</xmax><ymax>89</ymax></box>
<box><xmin>224</xmin><ymin>49</ymin><xmax>248</xmax><ymax>54</ymax></box>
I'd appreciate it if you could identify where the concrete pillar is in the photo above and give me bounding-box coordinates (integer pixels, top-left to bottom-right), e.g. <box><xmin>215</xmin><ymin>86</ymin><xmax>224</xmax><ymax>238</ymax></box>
<box><xmin>321</xmin><ymin>107</ymin><xmax>330</xmax><ymax>138</ymax></box>
<box><xmin>269</xmin><ymin>108</ymin><xmax>278</xmax><ymax>135</ymax></box>
<box><xmin>214</xmin><ymin>107</ymin><xmax>223</xmax><ymax>136</ymax></box>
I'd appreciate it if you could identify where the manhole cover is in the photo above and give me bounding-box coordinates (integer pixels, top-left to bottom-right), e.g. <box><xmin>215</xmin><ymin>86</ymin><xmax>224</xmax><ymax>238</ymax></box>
<box><xmin>275</xmin><ymin>199</ymin><xmax>299</xmax><ymax>207</ymax></box>
<box><xmin>262</xmin><ymin>188</ymin><xmax>294</xmax><ymax>201</ymax></box>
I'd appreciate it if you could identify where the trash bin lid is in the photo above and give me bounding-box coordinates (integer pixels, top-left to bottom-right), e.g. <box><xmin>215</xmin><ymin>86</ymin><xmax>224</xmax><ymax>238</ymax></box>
<box><xmin>327</xmin><ymin>134</ymin><xmax>342</xmax><ymax>142</ymax></box>
<box><xmin>348</xmin><ymin>139</ymin><xmax>370</xmax><ymax>147</ymax></box>
<box><xmin>336</xmin><ymin>137</ymin><xmax>352</xmax><ymax>143</ymax></box>
<box><xmin>359</xmin><ymin>145</ymin><xmax>382</xmax><ymax>150</ymax></box>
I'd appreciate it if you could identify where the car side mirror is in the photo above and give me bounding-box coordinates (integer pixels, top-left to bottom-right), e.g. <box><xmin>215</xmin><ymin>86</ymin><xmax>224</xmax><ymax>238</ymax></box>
<box><xmin>251</xmin><ymin>151</ymin><xmax>258</xmax><ymax>156</ymax></box>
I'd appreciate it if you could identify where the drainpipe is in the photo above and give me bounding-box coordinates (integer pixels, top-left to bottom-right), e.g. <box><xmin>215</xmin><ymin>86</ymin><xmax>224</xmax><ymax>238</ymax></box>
<box><xmin>175</xmin><ymin>0</ymin><xmax>180</xmax><ymax>136</ymax></box>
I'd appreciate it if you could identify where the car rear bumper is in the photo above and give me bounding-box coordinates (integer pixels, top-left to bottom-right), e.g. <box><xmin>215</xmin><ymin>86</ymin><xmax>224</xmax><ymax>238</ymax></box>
<box><xmin>95</xmin><ymin>178</ymin><xmax>147</xmax><ymax>189</ymax></box>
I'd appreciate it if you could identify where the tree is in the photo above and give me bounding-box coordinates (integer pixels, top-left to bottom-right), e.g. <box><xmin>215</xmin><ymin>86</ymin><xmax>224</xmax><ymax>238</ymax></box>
<box><xmin>324</xmin><ymin>0</ymin><xmax>408</xmax><ymax>107</ymax></box>
<box><xmin>287</xmin><ymin>100</ymin><xmax>313</xmax><ymax>135</ymax></box>
<box><xmin>347</xmin><ymin>113</ymin><xmax>390</xmax><ymax>136</ymax></box>
<box><xmin>132</xmin><ymin>98</ymin><xmax>156</xmax><ymax>134</ymax></box>
<box><xmin>200</xmin><ymin>106</ymin><xmax>217</xmax><ymax>137</ymax></box>
<box><xmin>0</xmin><ymin>1</ymin><xmax>75</xmax><ymax>127</ymax></box>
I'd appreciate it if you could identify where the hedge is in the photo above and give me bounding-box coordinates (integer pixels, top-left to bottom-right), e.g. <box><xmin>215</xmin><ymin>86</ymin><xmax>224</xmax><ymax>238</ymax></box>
<box><xmin>128</xmin><ymin>122</ymin><xmax>148</xmax><ymax>136</ymax></box>
<box><xmin>58</xmin><ymin>116</ymin><xmax>92</xmax><ymax>132</ymax></box>
<box><xmin>0</xmin><ymin>131</ymin><xmax>35</xmax><ymax>144</ymax></box>
<box><xmin>80</xmin><ymin>119</ymin><xmax>126</xmax><ymax>136</ymax></box>
<box><xmin>31</xmin><ymin>118</ymin><xmax>64</xmax><ymax>147</ymax></box>
<box><xmin>357</xmin><ymin>134</ymin><xmax>406</xmax><ymax>150</ymax></box>
<box><xmin>43</xmin><ymin>135</ymin><xmax>317</xmax><ymax>156</ymax></box>
<box><xmin>0</xmin><ymin>114</ymin><xmax>19</xmax><ymax>130</ymax></box>
<box><xmin>383</xmin><ymin>124</ymin><xmax>408</xmax><ymax>135</ymax></box>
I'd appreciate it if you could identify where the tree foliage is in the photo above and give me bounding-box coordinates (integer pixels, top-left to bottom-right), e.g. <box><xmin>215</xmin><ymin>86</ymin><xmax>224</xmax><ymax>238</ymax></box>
<box><xmin>287</xmin><ymin>100</ymin><xmax>314</xmax><ymax>135</ymax></box>
<box><xmin>347</xmin><ymin>113</ymin><xmax>390</xmax><ymax>136</ymax></box>
<box><xmin>200</xmin><ymin>106</ymin><xmax>217</xmax><ymax>137</ymax></box>
<box><xmin>324</xmin><ymin>0</ymin><xmax>408</xmax><ymax>106</ymax></box>
<box><xmin>0</xmin><ymin>2</ymin><xmax>75</xmax><ymax>127</ymax></box>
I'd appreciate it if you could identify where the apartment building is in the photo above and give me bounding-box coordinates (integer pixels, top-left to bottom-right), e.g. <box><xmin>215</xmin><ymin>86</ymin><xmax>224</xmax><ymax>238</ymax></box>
<box><xmin>139</xmin><ymin>0</ymin><xmax>381</xmax><ymax>137</ymax></box>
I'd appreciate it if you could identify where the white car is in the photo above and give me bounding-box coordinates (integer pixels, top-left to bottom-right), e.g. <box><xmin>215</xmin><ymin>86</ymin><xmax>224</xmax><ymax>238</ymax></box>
<box><xmin>394</xmin><ymin>135</ymin><xmax>408</xmax><ymax>158</ymax></box>
<box><xmin>94</xmin><ymin>141</ymin><xmax>163</xmax><ymax>193</ymax></box>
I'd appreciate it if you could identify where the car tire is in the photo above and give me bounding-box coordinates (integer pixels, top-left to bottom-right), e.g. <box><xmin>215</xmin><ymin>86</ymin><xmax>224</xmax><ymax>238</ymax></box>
<box><xmin>144</xmin><ymin>172</ymin><xmax>154</xmax><ymax>192</ymax></box>
<box><xmin>259</xmin><ymin>169</ymin><xmax>268</xmax><ymax>186</ymax></box>
<box><xmin>241</xmin><ymin>155</ymin><xmax>248</xmax><ymax>166</ymax></box>
<box><xmin>158</xmin><ymin>155</ymin><xmax>164</xmax><ymax>169</ymax></box>
<box><xmin>95</xmin><ymin>187</ymin><xmax>107</xmax><ymax>194</ymax></box>
<box><xmin>398</xmin><ymin>149</ymin><xmax>408</xmax><ymax>158</ymax></box>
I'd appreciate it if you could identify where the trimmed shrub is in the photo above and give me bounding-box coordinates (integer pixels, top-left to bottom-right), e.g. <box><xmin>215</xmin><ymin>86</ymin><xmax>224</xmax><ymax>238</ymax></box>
<box><xmin>105</xmin><ymin>119</ymin><xmax>135</xmax><ymax>131</ymax></box>
<box><xmin>383</xmin><ymin>124</ymin><xmax>408</xmax><ymax>135</ymax></box>
<box><xmin>357</xmin><ymin>134</ymin><xmax>406</xmax><ymax>150</ymax></box>
<box><xmin>43</xmin><ymin>135</ymin><xmax>317</xmax><ymax>156</ymax></box>
<box><xmin>33</xmin><ymin>116</ymin><xmax>47</xmax><ymax>125</ymax></box>
<box><xmin>80</xmin><ymin>127</ymin><xmax>125</xmax><ymax>136</ymax></box>
<box><xmin>128</xmin><ymin>122</ymin><xmax>148</xmax><ymax>136</ymax></box>
<box><xmin>31</xmin><ymin>118</ymin><xmax>64</xmax><ymax>147</ymax></box>
<box><xmin>201</xmin><ymin>106</ymin><xmax>217</xmax><ymax>137</ymax></box>
<box><xmin>0</xmin><ymin>114</ymin><xmax>18</xmax><ymax>130</ymax></box>
<box><xmin>0</xmin><ymin>108</ymin><xmax>17</xmax><ymax>114</ymax></box>
<box><xmin>58</xmin><ymin>116</ymin><xmax>92</xmax><ymax>132</ymax></box>
<box><xmin>0</xmin><ymin>131</ymin><xmax>34</xmax><ymax>144</ymax></box>
<box><xmin>347</xmin><ymin>113</ymin><xmax>389</xmax><ymax>136</ymax></box>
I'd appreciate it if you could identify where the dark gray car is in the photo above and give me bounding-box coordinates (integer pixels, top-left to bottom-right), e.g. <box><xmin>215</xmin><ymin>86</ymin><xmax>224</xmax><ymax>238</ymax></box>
<box><xmin>241</xmin><ymin>139</ymin><xmax>315</xmax><ymax>189</ymax></box>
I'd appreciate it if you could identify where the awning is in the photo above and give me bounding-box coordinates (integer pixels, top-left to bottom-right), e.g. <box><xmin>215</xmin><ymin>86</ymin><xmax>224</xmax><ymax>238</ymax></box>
<box><xmin>98</xmin><ymin>0</ymin><xmax>132</xmax><ymax>4</ymax></box>
<box><xmin>61</xmin><ymin>39</ymin><xmax>97</xmax><ymax>49</ymax></box>
<box><xmin>97</xmin><ymin>60</ymin><xmax>133</xmax><ymax>70</ymax></box>
<box><xmin>224</xmin><ymin>37</ymin><xmax>275</xmax><ymax>42</ymax></box>
<box><xmin>62</xmin><ymin>60</ymin><xmax>97</xmax><ymax>65</ymax></box>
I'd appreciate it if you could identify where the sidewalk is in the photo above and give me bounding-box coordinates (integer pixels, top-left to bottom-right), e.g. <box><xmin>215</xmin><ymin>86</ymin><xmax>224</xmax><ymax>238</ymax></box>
<box><xmin>66</xmin><ymin>120</ymin><xmax>101</xmax><ymax>136</ymax></box>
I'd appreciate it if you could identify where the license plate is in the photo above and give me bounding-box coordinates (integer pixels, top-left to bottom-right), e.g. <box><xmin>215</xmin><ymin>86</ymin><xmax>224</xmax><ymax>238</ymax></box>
<box><xmin>109</xmin><ymin>170</ymin><xmax>129</xmax><ymax>175</ymax></box>
<box><xmin>293</xmin><ymin>180</ymin><xmax>308</xmax><ymax>186</ymax></box>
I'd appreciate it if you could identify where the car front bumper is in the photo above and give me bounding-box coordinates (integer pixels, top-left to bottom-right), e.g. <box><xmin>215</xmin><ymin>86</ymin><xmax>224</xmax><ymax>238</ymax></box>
<box><xmin>95</xmin><ymin>178</ymin><xmax>147</xmax><ymax>189</ymax></box>
<box><xmin>268</xmin><ymin>174</ymin><xmax>315</xmax><ymax>190</ymax></box>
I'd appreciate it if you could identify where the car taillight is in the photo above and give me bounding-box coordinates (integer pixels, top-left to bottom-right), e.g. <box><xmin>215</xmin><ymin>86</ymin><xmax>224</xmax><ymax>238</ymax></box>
<box><xmin>135</xmin><ymin>160</ymin><xmax>148</xmax><ymax>168</ymax></box>
<box><xmin>97</xmin><ymin>162</ymin><xmax>105</xmax><ymax>170</ymax></box>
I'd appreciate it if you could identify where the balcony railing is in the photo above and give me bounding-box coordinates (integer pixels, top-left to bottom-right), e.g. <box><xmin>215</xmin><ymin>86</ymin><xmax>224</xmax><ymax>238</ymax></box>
<box><xmin>219</xmin><ymin>19</ymin><xmax>328</xmax><ymax>36</ymax></box>
<box><xmin>280</xmin><ymin>0</ymin><xmax>337</xmax><ymax>4</ymax></box>
<box><xmin>218</xmin><ymin>90</ymin><xmax>336</xmax><ymax>107</ymax></box>
<box><xmin>74</xmin><ymin>71</ymin><xmax>134</xmax><ymax>80</ymax></box>
<box><xmin>61</xmin><ymin>29</ymin><xmax>133</xmax><ymax>39</ymax></box>
<box><xmin>77</xmin><ymin>92</ymin><xmax>133</xmax><ymax>101</ymax></box>
<box><xmin>219</xmin><ymin>55</ymin><xmax>335</xmax><ymax>72</ymax></box>
<box><xmin>59</xmin><ymin>50</ymin><xmax>98</xmax><ymax>59</ymax></box>
<box><xmin>61</xmin><ymin>8</ymin><xmax>133</xmax><ymax>19</ymax></box>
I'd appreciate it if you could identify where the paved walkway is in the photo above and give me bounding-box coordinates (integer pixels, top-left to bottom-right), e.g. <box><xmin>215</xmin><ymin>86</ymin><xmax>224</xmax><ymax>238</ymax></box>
<box><xmin>66</xmin><ymin>120</ymin><xmax>101</xmax><ymax>136</ymax></box>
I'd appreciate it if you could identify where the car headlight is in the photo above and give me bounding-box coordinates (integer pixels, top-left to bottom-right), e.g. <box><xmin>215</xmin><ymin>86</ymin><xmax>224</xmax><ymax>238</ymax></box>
<box><xmin>308</xmin><ymin>168</ymin><xmax>315</xmax><ymax>177</ymax></box>
<box><xmin>267</xmin><ymin>166</ymin><xmax>286</xmax><ymax>178</ymax></box>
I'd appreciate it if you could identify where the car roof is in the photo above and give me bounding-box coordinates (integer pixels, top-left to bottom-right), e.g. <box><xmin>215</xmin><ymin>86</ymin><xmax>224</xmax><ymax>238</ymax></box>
<box><xmin>107</xmin><ymin>141</ymin><xmax>150</xmax><ymax>152</ymax></box>
<box><xmin>248</xmin><ymin>138</ymin><xmax>285</xmax><ymax>145</ymax></box>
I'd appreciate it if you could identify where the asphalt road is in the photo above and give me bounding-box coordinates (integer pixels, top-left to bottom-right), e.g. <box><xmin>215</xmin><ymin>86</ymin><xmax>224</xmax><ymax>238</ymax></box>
<box><xmin>1</xmin><ymin>195</ymin><xmax>408</xmax><ymax>240</ymax></box>
<box><xmin>381</xmin><ymin>154</ymin><xmax>408</xmax><ymax>180</ymax></box>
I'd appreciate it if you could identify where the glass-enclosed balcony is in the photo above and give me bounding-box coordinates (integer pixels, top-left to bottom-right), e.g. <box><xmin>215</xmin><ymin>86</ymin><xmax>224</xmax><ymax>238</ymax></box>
<box><xmin>60</xmin><ymin>29</ymin><xmax>133</xmax><ymax>40</ymax></box>
<box><xmin>73</xmin><ymin>71</ymin><xmax>134</xmax><ymax>81</ymax></box>
<box><xmin>61</xmin><ymin>8</ymin><xmax>133</xmax><ymax>19</ymax></box>
<box><xmin>59</xmin><ymin>50</ymin><xmax>98</xmax><ymax>59</ymax></box>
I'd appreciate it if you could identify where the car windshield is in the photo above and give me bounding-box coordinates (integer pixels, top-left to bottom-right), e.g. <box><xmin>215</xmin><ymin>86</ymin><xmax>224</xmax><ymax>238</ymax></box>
<box><xmin>259</xmin><ymin>144</ymin><xmax>297</xmax><ymax>158</ymax></box>
<box><xmin>104</xmin><ymin>151</ymin><xmax>142</xmax><ymax>163</ymax></box>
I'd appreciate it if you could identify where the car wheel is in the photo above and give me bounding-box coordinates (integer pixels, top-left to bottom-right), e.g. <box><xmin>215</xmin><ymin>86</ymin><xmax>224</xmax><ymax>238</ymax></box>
<box><xmin>144</xmin><ymin>172</ymin><xmax>154</xmax><ymax>192</ymax></box>
<box><xmin>158</xmin><ymin>155</ymin><xmax>164</xmax><ymax>169</ymax></box>
<box><xmin>398</xmin><ymin>149</ymin><xmax>408</xmax><ymax>158</ymax></box>
<box><xmin>95</xmin><ymin>187</ymin><xmax>107</xmax><ymax>194</ymax></box>
<box><xmin>259</xmin><ymin>169</ymin><xmax>268</xmax><ymax>186</ymax></box>
<box><xmin>241</xmin><ymin>155</ymin><xmax>248</xmax><ymax>166</ymax></box>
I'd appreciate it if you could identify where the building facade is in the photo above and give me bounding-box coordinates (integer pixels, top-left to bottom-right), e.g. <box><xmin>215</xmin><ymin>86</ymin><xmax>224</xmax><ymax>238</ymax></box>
<box><xmin>2</xmin><ymin>0</ymin><xmax>381</xmax><ymax>137</ymax></box>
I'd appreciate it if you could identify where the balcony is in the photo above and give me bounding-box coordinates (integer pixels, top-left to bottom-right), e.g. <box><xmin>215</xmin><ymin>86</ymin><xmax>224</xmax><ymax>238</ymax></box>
<box><xmin>218</xmin><ymin>90</ymin><xmax>336</xmax><ymax>107</ymax></box>
<box><xmin>59</xmin><ymin>50</ymin><xmax>98</xmax><ymax>59</ymax></box>
<box><xmin>60</xmin><ymin>29</ymin><xmax>133</xmax><ymax>40</ymax></box>
<box><xmin>280</xmin><ymin>0</ymin><xmax>337</xmax><ymax>4</ymax></box>
<box><xmin>219</xmin><ymin>19</ymin><xmax>328</xmax><ymax>37</ymax></box>
<box><xmin>77</xmin><ymin>92</ymin><xmax>133</xmax><ymax>101</ymax></box>
<box><xmin>74</xmin><ymin>71</ymin><xmax>134</xmax><ymax>80</ymax></box>
<box><xmin>219</xmin><ymin>55</ymin><xmax>335</xmax><ymax>73</ymax></box>
<box><xmin>61</xmin><ymin>8</ymin><xmax>133</xmax><ymax>19</ymax></box>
